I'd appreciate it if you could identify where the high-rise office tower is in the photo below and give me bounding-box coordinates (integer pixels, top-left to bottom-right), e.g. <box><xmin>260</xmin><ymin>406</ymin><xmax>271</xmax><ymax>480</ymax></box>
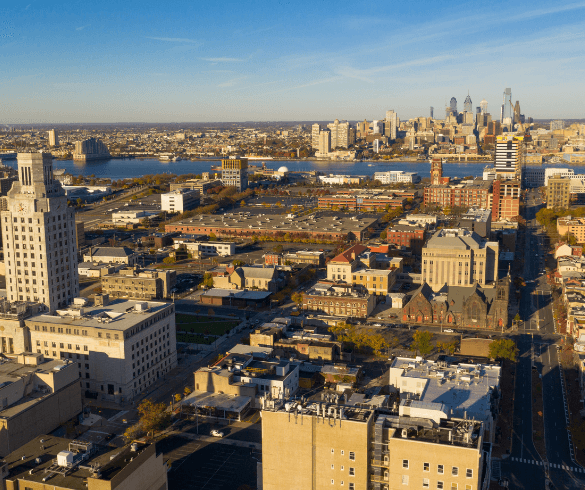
<box><xmin>430</xmin><ymin>106</ymin><xmax>434</xmax><ymax>119</ymax></box>
<box><xmin>47</xmin><ymin>129</ymin><xmax>58</xmax><ymax>147</ymax></box>
<box><xmin>476</xmin><ymin>106</ymin><xmax>481</xmax><ymax>114</ymax></box>
<box><xmin>502</xmin><ymin>88</ymin><xmax>512</xmax><ymax>123</ymax></box>
<box><xmin>480</xmin><ymin>99</ymin><xmax>488</xmax><ymax>114</ymax></box>
<box><xmin>2</xmin><ymin>153</ymin><xmax>79</xmax><ymax>310</ymax></box>
<box><xmin>495</xmin><ymin>136</ymin><xmax>524</xmax><ymax>180</ymax></box>
<box><xmin>450</xmin><ymin>97</ymin><xmax>457</xmax><ymax>114</ymax></box>
<box><xmin>384</xmin><ymin>110</ymin><xmax>398</xmax><ymax>140</ymax></box>
<box><xmin>311</xmin><ymin>124</ymin><xmax>321</xmax><ymax>148</ymax></box>
<box><xmin>464</xmin><ymin>94</ymin><xmax>472</xmax><ymax>113</ymax></box>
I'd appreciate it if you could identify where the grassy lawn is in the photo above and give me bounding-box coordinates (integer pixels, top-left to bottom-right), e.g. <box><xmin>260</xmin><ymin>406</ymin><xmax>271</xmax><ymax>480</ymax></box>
<box><xmin>176</xmin><ymin>314</ymin><xmax>239</xmax><ymax>336</ymax></box>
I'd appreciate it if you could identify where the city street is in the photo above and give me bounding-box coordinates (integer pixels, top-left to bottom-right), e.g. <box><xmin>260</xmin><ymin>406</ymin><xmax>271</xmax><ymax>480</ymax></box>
<box><xmin>498</xmin><ymin>189</ymin><xmax>585</xmax><ymax>489</ymax></box>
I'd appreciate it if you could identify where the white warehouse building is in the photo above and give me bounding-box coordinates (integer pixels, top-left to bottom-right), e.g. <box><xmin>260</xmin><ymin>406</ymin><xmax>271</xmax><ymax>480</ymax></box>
<box><xmin>161</xmin><ymin>189</ymin><xmax>200</xmax><ymax>213</ymax></box>
<box><xmin>373</xmin><ymin>170</ymin><xmax>421</xmax><ymax>184</ymax></box>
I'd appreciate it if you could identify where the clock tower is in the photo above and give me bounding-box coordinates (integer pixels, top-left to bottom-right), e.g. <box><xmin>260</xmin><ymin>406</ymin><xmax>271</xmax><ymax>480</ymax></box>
<box><xmin>1</xmin><ymin>152</ymin><xmax>79</xmax><ymax>311</ymax></box>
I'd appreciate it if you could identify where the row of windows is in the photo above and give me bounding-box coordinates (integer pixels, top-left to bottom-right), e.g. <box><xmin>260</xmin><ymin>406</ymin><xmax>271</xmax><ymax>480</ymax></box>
<box><xmin>401</xmin><ymin>477</ymin><xmax>472</xmax><ymax>490</ymax></box>
<box><xmin>402</xmin><ymin>460</ymin><xmax>473</xmax><ymax>478</ymax></box>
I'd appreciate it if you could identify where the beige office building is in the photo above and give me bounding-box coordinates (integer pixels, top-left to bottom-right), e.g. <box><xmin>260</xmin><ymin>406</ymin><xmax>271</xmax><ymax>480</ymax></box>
<box><xmin>48</xmin><ymin>129</ymin><xmax>59</xmax><ymax>147</ymax></box>
<box><xmin>26</xmin><ymin>296</ymin><xmax>177</xmax><ymax>402</ymax></box>
<box><xmin>262</xmin><ymin>401</ymin><xmax>486</xmax><ymax>490</ymax></box>
<box><xmin>546</xmin><ymin>175</ymin><xmax>570</xmax><ymax>209</ymax></box>
<box><xmin>422</xmin><ymin>229</ymin><xmax>499</xmax><ymax>291</ymax></box>
<box><xmin>1</xmin><ymin>153</ymin><xmax>80</xmax><ymax>311</ymax></box>
<box><xmin>101</xmin><ymin>266</ymin><xmax>176</xmax><ymax>300</ymax></box>
<box><xmin>221</xmin><ymin>157</ymin><xmax>248</xmax><ymax>191</ymax></box>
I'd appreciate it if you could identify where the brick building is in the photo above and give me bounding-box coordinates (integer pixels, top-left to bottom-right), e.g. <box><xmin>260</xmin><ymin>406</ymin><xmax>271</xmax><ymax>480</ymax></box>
<box><xmin>385</xmin><ymin>224</ymin><xmax>426</xmax><ymax>254</ymax></box>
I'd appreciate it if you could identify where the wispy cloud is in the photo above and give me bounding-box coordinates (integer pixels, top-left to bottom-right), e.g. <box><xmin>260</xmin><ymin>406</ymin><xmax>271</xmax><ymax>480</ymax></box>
<box><xmin>147</xmin><ymin>37</ymin><xmax>200</xmax><ymax>43</ymax></box>
<box><xmin>76</xmin><ymin>25</ymin><xmax>90</xmax><ymax>31</ymax></box>
<box><xmin>201</xmin><ymin>57</ymin><xmax>246</xmax><ymax>62</ymax></box>
<box><xmin>218</xmin><ymin>76</ymin><xmax>247</xmax><ymax>88</ymax></box>
<box><xmin>24</xmin><ymin>4</ymin><xmax>30</xmax><ymax>10</ymax></box>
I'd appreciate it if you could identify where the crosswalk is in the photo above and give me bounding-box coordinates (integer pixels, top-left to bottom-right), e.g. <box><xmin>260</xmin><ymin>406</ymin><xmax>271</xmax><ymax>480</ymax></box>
<box><xmin>509</xmin><ymin>457</ymin><xmax>585</xmax><ymax>472</ymax></box>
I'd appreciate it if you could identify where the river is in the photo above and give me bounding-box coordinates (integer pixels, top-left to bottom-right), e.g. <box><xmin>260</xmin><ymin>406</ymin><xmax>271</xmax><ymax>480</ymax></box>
<box><xmin>0</xmin><ymin>157</ymin><xmax>575</xmax><ymax>180</ymax></box>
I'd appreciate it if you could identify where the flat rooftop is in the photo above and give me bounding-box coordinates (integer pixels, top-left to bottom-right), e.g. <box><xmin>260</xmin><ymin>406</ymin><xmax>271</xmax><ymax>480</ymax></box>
<box><xmin>26</xmin><ymin>298</ymin><xmax>172</xmax><ymax>332</ymax></box>
<box><xmin>169</xmin><ymin>212</ymin><xmax>378</xmax><ymax>233</ymax></box>
<box><xmin>3</xmin><ymin>436</ymin><xmax>155</xmax><ymax>489</ymax></box>
<box><xmin>390</xmin><ymin>357</ymin><xmax>501</xmax><ymax>421</ymax></box>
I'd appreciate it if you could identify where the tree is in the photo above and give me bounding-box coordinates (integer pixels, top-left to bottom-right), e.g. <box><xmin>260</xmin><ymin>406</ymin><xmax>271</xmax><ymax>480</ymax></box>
<box><xmin>184</xmin><ymin>387</ymin><xmax>192</xmax><ymax>396</ymax></box>
<box><xmin>410</xmin><ymin>330</ymin><xmax>434</xmax><ymax>357</ymax></box>
<box><xmin>136</xmin><ymin>399</ymin><xmax>170</xmax><ymax>438</ymax></box>
<box><xmin>240</xmin><ymin>200</ymin><xmax>246</xmax><ymax>207</ymax></box>
<box><xmin>488</xmin><ymin>338</ymin><xmax>518</xmax><ymax>362</ymax></box>
<box><xmin>174</xmin><ymin>393</ymin><xmax>182</xmax><ymax>403</ymax></box>
<box><xmin>273</xmin><ymin>244</ymin><xmax>284</xmax><ymax>254</ymax></box>
<box><xmin>437</xmin><ymin>340</ymin><xmax>458</xmax><ymax>355</ymax></box>
<box><xmin>291</xmin><ymin>292</ymin><xmax>303</xmax><ymax>307</ymax></box>
<box><xmin>202</xmin><ymin>273</ymin><xmax>214</xmax><ymax>288</ymax></box>
<box><xmin>163</xmin><ymin>256</ymin><xmax>175</xmax><ymax>264</ymax></box>
<box><xmin>209</xmin><ymin>232</ymin><xmax>217</xmax><ymax>241</ymax></box>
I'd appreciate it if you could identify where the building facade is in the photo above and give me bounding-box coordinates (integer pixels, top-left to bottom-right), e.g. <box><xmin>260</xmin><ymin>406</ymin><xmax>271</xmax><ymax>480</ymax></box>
<box><xmin>494</xmin><ymin>136</ymin><xmax>524</xmax><ymax>180</ymax></box>
<box><xmin>73</xmin><ymin>138</ymin><xmax>110</xmax><ymax>161</ymax></box>
<box><xmin>161</xmin><ymin>188</ymin><xmax>200</xmax><ymax>213</ymax></box>
<box><xmin>221</xmin><ymin>157</ymin><xmax>248</xmax><ymax>191</ymax></box>
<box><xmin>373</xmin><ymin>171</ymin><xmax>421</xmax><ymax>184</ymax></box>
<box><xmin>1</xmin><ymin>153</ymin><xmax>80</xmax><ymax>311</ymax></box>
<box><xmin>327</xmin><ymin>119</ymin><xmax>351</xmax><ymax>149</ymax></box>
<box><xmin>26</xmin><ymin>297</ymin><xmax>177</xmax><ymax>402</ymax></box>
<box><xmin>302</xmin><ymin>282</ymin><xmax>375</xmax><ymax>318</ymax></box>
<box><xmin>101</xmin><ymin>267</ymin><xmax>176</xmax><ymax>300</ymax></box>
<box><xmin>385</xmin><ymin>225</ymin><xmax>426</xmax><ymax>254</ymax></box>
<box><xmin>547</xmin><ymin>175</ymin><xmax>570</xmax><ymax>209</ymax></box>
<box><xmin>422</xmin><ymin>229</ymin><xmax>499</xmax><ymax>291</ymax></box>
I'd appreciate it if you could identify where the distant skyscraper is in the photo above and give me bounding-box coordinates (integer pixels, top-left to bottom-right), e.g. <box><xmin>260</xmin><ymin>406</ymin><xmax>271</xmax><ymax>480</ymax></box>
<box><xmin>480</xmin><ymin>99</ymin><xmax>488</xmax><ymax>115</ymax></box>
<box><xmin>47</xmin><ymin>129</ymin><xmax>58</xmax><ymax>147</ymax></box>
<box><xmin>430</xmin><ymin>106</ymin><xmax>434</xmax><ymax>119</ymax></box>
<box><xmin>318</xmin><ymin>130</ymin><xmax>331</xmax><ymax>154</ymax></box>
<box><xmin>450</xmin><ymin>97</ymin><xmax>457</xmax><ymax>114</ymax></box>
<box><xmin>514</xmin><ymin>101</ymin><xmax>521</xmax><ymax>125</ymax></box>
<box><xmin>311</xmin><ymin>124</ymin><xmax>321</xmax><ymax>148</ymax></box>
<box><xmin>385</xmin><ymin>110</ymin><xmax>398</xmax><ymax>140</ymax></box>
<box><xmin>550</xmin><ymin>120</ymin><xmax>565</xmax><ymax>131</ymax></box>
<box><xmin>2</xmin><ymin>152</ymin><xmax>79</xmax><ymax>310</ymax></box>
<box><xmin>502</xmin><ymin>88</ymin><xmax>512</xmax><ymax>123</ymax></box>
<box><xmin>327</xmin><ymin>119</ymin><xmax>350</xmax><ymax>149</ymax></box>
<box><xmin>464</xmin><ymin>94</ymin><xmax>472</xmax><ymax>113</ymax></box>
<box><xmin>476</xmin><ymin>106</ymin><xmax>480</xmax><ymax>114</ymax></box>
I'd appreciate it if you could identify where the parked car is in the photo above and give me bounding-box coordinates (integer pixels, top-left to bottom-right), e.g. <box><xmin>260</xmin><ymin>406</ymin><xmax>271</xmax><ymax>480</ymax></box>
<box><xmin>444</xmin><ymin>328</ymin><xmax>454</xmax><ymax>333</ymax></box>
<box><xmin>210</xmin><ymin>430</ymin><xmax>224</xmax><ymax>438</ymax></box>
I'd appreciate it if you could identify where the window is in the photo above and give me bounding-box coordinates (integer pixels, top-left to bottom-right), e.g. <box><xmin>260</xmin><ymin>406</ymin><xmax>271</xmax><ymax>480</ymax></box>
<box><xmin>437</xmin><ymin>482</ymin><xmax>444</xmax><ymax>489</ymax></box>
<box><xmin>349</xmin><ymin>468</ymin><xmax>354</xmax><ymax>476</ymax></box>
<box><xmin>331</xmin><ymin>464</ymin><xmax>334</xmax><ymax>469</ymax></box>
<box><xmin>423</xmin><ymin>478</ymin><xmax>430</xmax><ymax>488</ymax></box>
<box><xmin>402</xmin><ymin>475</ymin><xmax>409</xmax><ymax>485</ymax></box>
<box><xmin>465</xmin><ymin>486</ymin><xmax>472</xmax><ymax>490</ymax></box>
<box><xmin>402</xmin><ymin>460</ymin><xmax>409</xmax><ymax>469</ymax></box>
<box><xmin>438</xmin><ymin>465</ymin><xmax>444</xmax><ymax>474</ymax></box>
<box><xmin>466</xmin><ymin>469</ymin><xmax>473</xmax><ymax>478</ymax></box>
<box><xmin>331</xmin><ymin>480</ymin><xmax>334</xmax><ymax>485</ymax></box>
<box><xmin>349</xmin><ymin>484</ymin><xmax>354</xmax><ymax>490</ymax></box>
<box><xmin>452</xmin><ymin>467</ymin><xmax>458</xmax><ymax>477</ymax></box>
<box><xmin>451</xmin><ymin>484</ymin><xmax>457</xmax><ymax>490</ymax></box>
<box><xmin>331</xmin><ymin>449</ymin><xmax>334</xmax><ymax>454</ymax></box>
<box><xmin>349</xmin><ymin>451</ymin><xmax>355</xmax><ymax>461</ymax></box>
<box><xmin>424</xmin><ymin>462</ymin><xmax>430</xmax><ymax>472</ymax></box>
<box><xmin>341</xmin><ymin>450</ymin><xmax>344</xmax><ymax>456</ymax></box>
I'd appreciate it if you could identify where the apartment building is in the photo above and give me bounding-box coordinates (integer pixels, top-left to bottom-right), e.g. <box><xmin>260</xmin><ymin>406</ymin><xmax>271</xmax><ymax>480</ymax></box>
<box><xmin>262</xmin><ymin>401</ymin><xmax>487</xmax><ymax>490</ymax></box>
<box><xmin>494</xmin><ymin>135</ymin><xmax>524</xmax><ymax>180</ymax></box>
<box><xmin>424</xmin><ymin>180</ymin><xmax>491</xmax><ymax>210</ymax></box>
<box><xmin>546</xmin><ymin>175</ymin><xmax>570</xmax><ymax>209</ymax></box>
<box><xmin>318</xmin><ymin>194</ymin><xmax>406</xmax><ymax>211</ymax></box>
<box><xmin>557</xmin><ymin>217</ymin><xmax>585</xmax><ymax>242</ymax></box>
<box><xmin>265</xmin><ymin>249</ymin><xmax>325</xmax><ymax>267</ymax></box>
<box><xmin>101</xmin><ymin>266</ymin><xmax>176</xmax><ymax>300</ymax></box>
<box><xmin>161</xmin><ymin>188</ymin><xmax>200</xmax><ymax>213</ymax></box>
<box><xmin>327</xmin><ymin>119</ymin><xmax>351</xmax><ymax>149</ymax></box>
<box><xmin>25</xmin><ymin>296</ymin><xmax>177</xmax><ymax>402</ymax></box>
<box><xmin>489</xmin><ymin>179</ymin><xmax>521</xmax><ymax>220</ymax></box>
<box><xmin>422</xmin><ymin>229</ymin><xmax>499</xmax><ymax>291</ymax></box>
<box><xmin>302</xmin><ymin>281</ymin><xmax>375</xmax><ymax>318</ymax></box>
<box><xmin>385</xmin><ymin>224</ymin><xmax>426</xmax><ymax>254</ymax></box>
<box><xmin>326</xmin><ymin>245</ymin><xmax>396</xmax><ymax>295</ymax></box>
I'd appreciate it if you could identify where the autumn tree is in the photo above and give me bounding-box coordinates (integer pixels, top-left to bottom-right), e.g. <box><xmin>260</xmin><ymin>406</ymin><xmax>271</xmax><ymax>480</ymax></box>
<box><xmin>291</xmin><ymin>292</ymin><xmax>303</xmax><ymax>307</ymax></box>
<box><xmin>202</xmin><ymin>273</ymin><xmax>214</xmax><ymax>288</ymax></box>
<box><xmin>135</xmin><ymin>399</ymin><xmax>170</xmax><ymax>438</ymax></box>
<box><xmin>410</xmin><ymin>330</ymin><xmax>434</xmax><ymax>357</ymax></box>
<box><xmin>488</xmin><ymin>338</ymin><xmax>518</xmax><ymax>362</ymax></box>
<box><xmin>437</xmin><ymin>340</ymin><xmax>458</xmax><ymax>355</ymax></box>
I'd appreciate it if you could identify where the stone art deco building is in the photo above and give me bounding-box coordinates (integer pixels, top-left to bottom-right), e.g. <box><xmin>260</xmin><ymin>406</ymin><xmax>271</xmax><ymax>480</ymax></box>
<box><xmin>1</xmin><ymin>152</ymin><xmax>79</xmax><ymax>311</ymax></box>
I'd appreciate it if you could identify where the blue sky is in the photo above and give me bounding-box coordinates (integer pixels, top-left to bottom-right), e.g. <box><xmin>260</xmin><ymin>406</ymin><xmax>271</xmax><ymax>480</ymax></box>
<box><xmin>1</xmin><ymin>0</ymin><xmax>585</xmax><ymax>123</ymax></box>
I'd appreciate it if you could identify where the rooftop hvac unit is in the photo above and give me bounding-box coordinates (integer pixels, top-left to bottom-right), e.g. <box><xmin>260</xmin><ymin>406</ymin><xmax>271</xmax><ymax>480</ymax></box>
<box><xmin>401</xmin><ymin>428</ymin><xmax>408</xmax><ymax>438</ymax></box>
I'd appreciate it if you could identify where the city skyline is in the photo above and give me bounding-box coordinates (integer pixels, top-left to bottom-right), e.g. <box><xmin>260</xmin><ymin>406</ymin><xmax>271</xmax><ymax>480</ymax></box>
<box><xmin>1</xmin><ymin>0</ymin><xmax>585</xmax><ymax>123</ymax></box>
